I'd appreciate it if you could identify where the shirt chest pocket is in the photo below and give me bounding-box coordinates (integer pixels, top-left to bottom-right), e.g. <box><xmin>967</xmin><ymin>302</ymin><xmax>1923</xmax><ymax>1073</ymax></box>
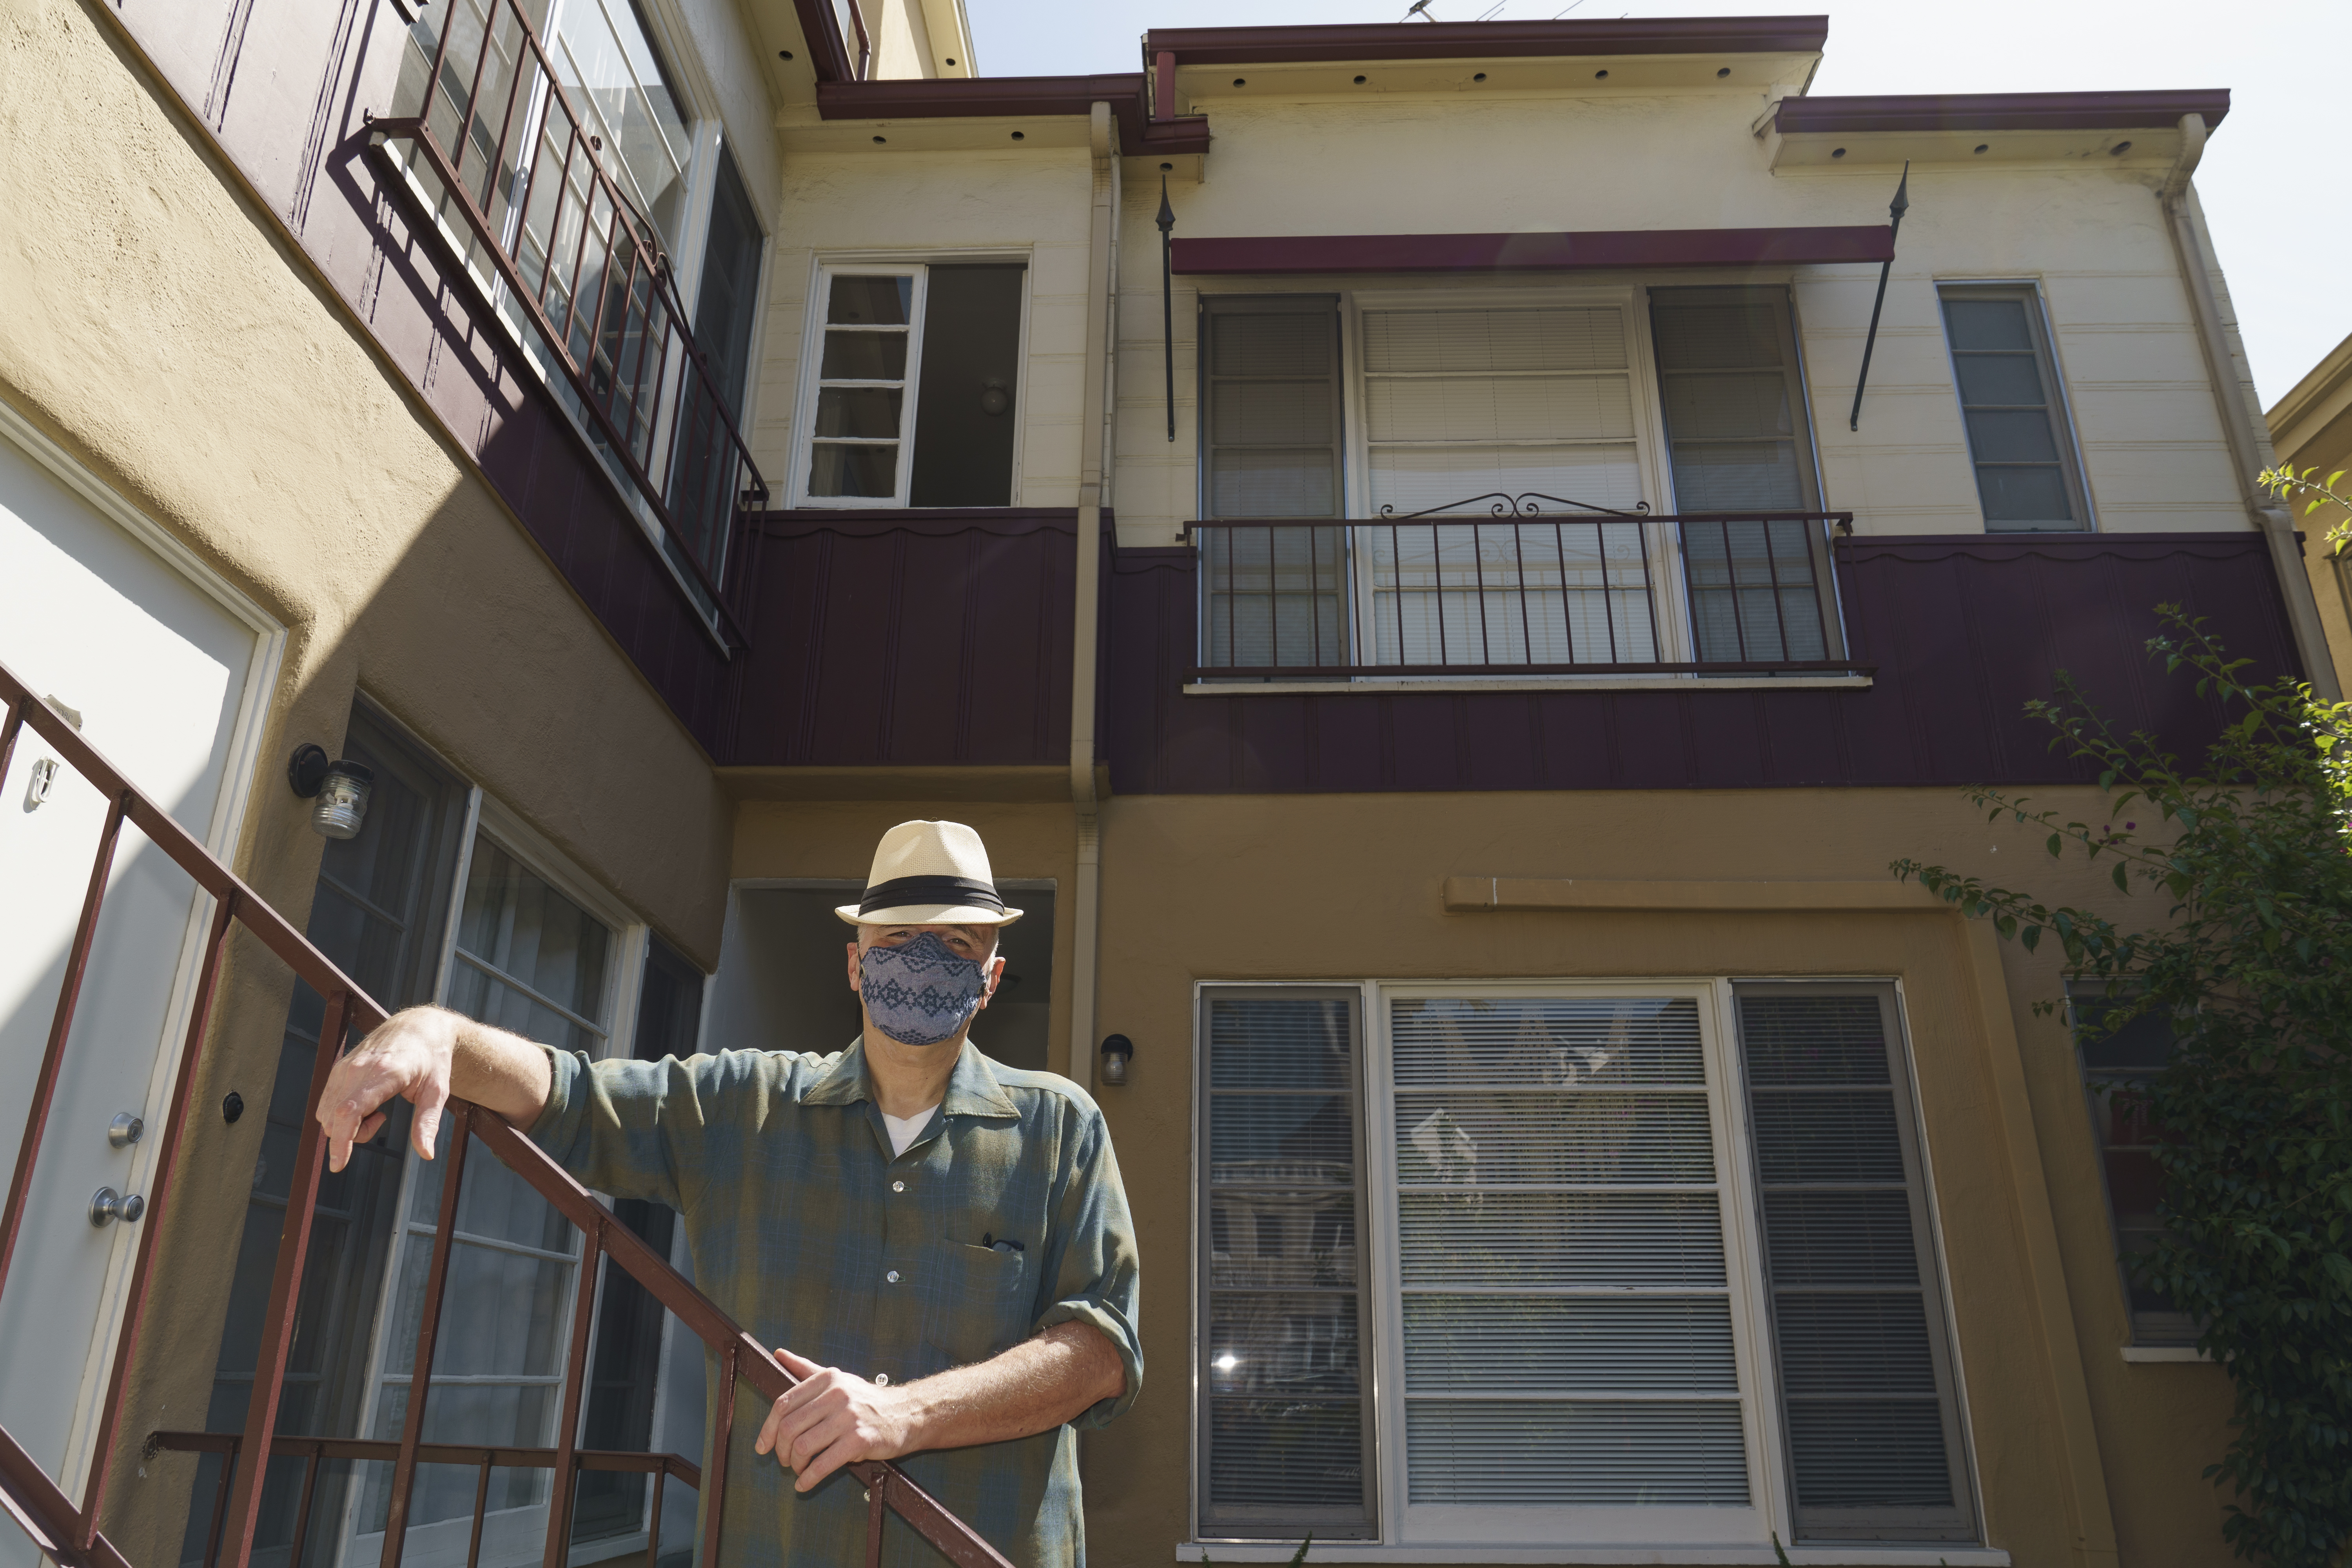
<box><xmin>920</xmin><ymin>1239</ymin><xmax>1031</xmax><ymax>1368</ymax></box>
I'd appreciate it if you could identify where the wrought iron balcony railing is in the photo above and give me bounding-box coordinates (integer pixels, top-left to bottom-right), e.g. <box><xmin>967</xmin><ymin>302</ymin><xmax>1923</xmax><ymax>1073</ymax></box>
<box><xmin>1187</xmin><ymin>496</ymin><xmax>1865</xmax><ymax>680</ymax></box>
<box><xmin>362</xmin><ymin>0</ymin><xmax>769</xmax><ymax>644</ymax></box>
<box><xmin>0</xmin><ymin>660</ymin><xmax>1011</xmax><ymax>1568</ymax></box>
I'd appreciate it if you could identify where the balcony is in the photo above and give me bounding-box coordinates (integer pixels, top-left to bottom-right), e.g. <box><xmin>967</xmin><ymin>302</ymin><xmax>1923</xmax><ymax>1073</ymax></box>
<box><xmin>1189</xmin><ymin>500</ymin><xmax>1859</xmax><ymax>684</ymax></box>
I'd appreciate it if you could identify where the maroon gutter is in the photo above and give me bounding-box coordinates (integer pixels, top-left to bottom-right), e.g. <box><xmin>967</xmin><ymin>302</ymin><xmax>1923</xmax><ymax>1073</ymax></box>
<box><xmin>1143</xmin><ymin>17</ymin><xmax>1829</xmax><ymax>64</ymax></box>
<box><xmin>814</xmin><ymin>74</ymin><xmax>1212</xmax><ymax>154</ymax></box>
<box><xmin>1777</xmin><ymin>89</ymin><xmax>2231</xmax><ymax>134</ymax></box>
<box><xmin>1170</xmin><ymin>225</ymin><xmax>1893</xmax><ymax>276</ymax></box>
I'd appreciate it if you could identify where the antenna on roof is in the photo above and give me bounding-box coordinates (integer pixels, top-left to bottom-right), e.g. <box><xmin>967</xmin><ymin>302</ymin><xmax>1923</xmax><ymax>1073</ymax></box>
<box><xmin>1401</xmin><ymin>0</ymin><xmax>1435</xmax><ymax>20</ymax></box>
<box><xmin>1848</xmin><ymin>161</ymin><xmax>1911</xmax><ymax>433</ymax></box>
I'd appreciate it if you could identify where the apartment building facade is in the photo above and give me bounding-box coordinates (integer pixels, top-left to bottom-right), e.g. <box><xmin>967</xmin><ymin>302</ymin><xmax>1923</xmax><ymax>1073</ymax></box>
<box><xmin>0</xmin><ymin>3</ymin><xmax>2336</xmax><ymax>1568</ymax></box>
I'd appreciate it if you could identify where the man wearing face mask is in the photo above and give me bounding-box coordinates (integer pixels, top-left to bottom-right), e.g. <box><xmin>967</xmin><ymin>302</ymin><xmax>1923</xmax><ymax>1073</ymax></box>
<box><xmin>312</xmin><ymin>820</ymin><xmax>1140</xmax><ymax>1568</ymax></box>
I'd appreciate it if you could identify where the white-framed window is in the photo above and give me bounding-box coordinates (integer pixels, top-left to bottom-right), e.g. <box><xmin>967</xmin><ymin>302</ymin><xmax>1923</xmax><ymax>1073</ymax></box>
<box><xmin>193</xmin><ymin>711</ymin><xmax>707</xmax><ymax>1568</ymax></box>
<box><xmin>1192</xmin><ymin>979</ymin><xmax>1977</xmax><ymax>1553</ymax></box>
<box><xmin>1936</xmin><ymin>282</ymin><xmax>2093</xmax><ymax>533</ymax></box>
<box><xmin>1196</xmin><ymin>285</ymin><xmax>1841</xmax><ymax>678</ymax></box>
<box><xmin>791</xmin><ymin>261</ymin><xmax>1032</xmax><ymax>509</ymax></box>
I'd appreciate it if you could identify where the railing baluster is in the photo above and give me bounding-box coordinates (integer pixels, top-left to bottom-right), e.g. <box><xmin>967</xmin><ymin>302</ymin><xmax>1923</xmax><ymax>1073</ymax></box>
<box><xmin>201</xmin><ymin>1438</ymin><xmax>237</xmax><ymax>1568</ymax></box>
<box><xmin>1635</xmin><ymin>517</ymin><xmax>1661</xmax><ymax>662</ymax></box>
<box><xmin>1471</xmin><ymin>519</ymin><xmax>1491</xmax><ymax>666</ymax></box>
<box><xmin>448</xmin><ymin>0</ymin><xmax>501</xmax><ymax>189</ymax></box>
<box><xmin>698</xmin><ymin>1346</ymin><xmax>737</xmax><ymax>1568</ymax></box>
<box><xmin>0</xmin><ymin>791</ymin><xmax>128</xmax><ymax>1303</ymax></box>
<box><xmin>541</xmin><ymin>1221</ymin><xmax>604</xmax><ymax>1568</ymax></box>
<box><xmin>1551</xmin><ymin>521</ymin><xmax>1574</xmax><ymax>663</ymax></box>
<box><xmin>1429</xmin><ymin>523</ymin><xmax>1447</xmax><ymax>666</ymax></box>
<box><xmin>285</xmin><ymin>1446</ymin><xmax>321</xmax><ymax>1568</ymax></box>
<box><xmin>1511</xmin><ymin>520</ymin><xmax>1532</xmax><ymax>664</ymax></box>
<box><xmin>221</xmin><ymin>986</ymin><xmax>355</xmax><ymax>1568</ymax></box>
<box><xmin>466</xmin><ymin>1453</ymin><xmax>494</xmax><ymax>1568</ymax></box>
<box><xmin>383</xmin><ymin>1101</ymin><xmax>475</xmax><ymax>1568</ymax></box>
<box><xmin>1762</xmin><ymin>517</ymin><xmax>1797</xmax><ymax>661</ymax></box>
<box><xmin>76</xmin><ymin>890</ymin><xmax>240</xmax><ymax>1548</ymax></box>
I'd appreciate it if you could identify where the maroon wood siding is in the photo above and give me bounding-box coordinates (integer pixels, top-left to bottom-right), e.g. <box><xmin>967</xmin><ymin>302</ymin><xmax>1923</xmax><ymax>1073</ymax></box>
<box><xmin>113</xmin><ymin>1</ymin><xmax>740</xmax><ymax>754</ymax></box>
<box><xmin>729</xmin><ymin>510</ymin><xmax>1077</xmax><ymax>767</ymax></box>
<box><xmin>1102</xmin><ymin>532</ymin><xmax>2301</xmax><ymax>795</ymax></box>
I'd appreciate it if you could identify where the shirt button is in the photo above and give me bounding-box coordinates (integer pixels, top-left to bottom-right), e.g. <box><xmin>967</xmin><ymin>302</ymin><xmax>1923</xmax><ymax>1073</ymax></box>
<box><xmin>874</xmin><ymin>1372</ymin><xmax>891</xmax><ymax>1386</ymax></box>
<box><xmin>892</xmin><ymin>1180</ymin><xmax>906</xmax><ymax>1193</ymax></box>
<box><xmin>886</xmin><ymin>1270</ymin><xmax>900</xmax><ymax>1284</ymax></box>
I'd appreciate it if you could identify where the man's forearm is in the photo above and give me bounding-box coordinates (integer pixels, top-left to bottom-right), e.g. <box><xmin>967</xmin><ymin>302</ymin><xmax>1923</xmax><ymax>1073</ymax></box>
<box><xmin>898</xmin><ymin>1320</ymin><xmax>1125</xmax><ymax>1452</ymax></box>
<box><xmin>445</xmin><ymin>1010</ymin><xmax>555</xmax><ymax>1126</ymax></box>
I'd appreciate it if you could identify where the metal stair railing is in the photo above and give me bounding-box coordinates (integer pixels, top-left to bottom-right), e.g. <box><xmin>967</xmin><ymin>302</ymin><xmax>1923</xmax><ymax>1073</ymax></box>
<box><xmin>0</xmin><ymin>658</ymin><xmax>1015</xmax><ymax>1568</ymax></box>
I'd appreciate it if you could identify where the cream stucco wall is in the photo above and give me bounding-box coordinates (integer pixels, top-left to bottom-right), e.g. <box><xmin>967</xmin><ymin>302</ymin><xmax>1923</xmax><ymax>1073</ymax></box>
<box><xmin>0</xmin><ymin>7</ymin><xmax>738</xmax><ymax>1558</ymax></box>
<box><xmin>1109</xmin><ymin>87</ymin><xmax>2259</xmax><ymax>547</ymax></box>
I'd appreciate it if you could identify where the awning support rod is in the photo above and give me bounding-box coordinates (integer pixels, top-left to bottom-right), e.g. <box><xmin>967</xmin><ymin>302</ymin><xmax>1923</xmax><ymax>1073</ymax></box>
<box><xmin>1849</xmin><ymin>161</ymin><xmax>1910</xmax><ymax>432</ymax></box>
<box><xmin>1158</xmin><ymin>174</ymin><xmax>1177</xmax><ymax>441</ymax></box>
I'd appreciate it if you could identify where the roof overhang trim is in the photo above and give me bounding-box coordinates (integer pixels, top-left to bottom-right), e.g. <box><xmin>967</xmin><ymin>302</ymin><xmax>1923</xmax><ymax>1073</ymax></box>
<box><xmin>814</xmin><ymin>76</ymin><xmax>1211</xmax><ymax>154</ymax></box>
<box><xmin>1170</xmin><ymin>227</ymin><xmax>1894</xmax><ymax>276</ymax></box>
<box><xmin>1776</xmin><ymin>89</ymin><xmax>2230</xmax><ymax>135</ymax></box>
<box><xmin>1144</xmin><ymin>16</ymin><xmax>1829</xmax><ymax>65</ymax></box>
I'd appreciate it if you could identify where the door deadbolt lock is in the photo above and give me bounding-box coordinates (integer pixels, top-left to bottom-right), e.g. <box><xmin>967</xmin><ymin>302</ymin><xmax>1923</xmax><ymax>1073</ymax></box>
<box><xmin>109</xmin><ymin>1112</ymin><xmax>144</xmax><ymax>1149</ymax></box>
<box><xmin>90</xmin><ymin>1188</ymin><xmax>146</xmax><ymax>1227</ymax></box>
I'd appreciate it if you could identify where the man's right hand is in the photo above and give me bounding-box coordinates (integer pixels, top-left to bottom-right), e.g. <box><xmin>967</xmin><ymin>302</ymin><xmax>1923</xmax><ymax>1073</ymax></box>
<box><xmin>317</xmin><ymin>1005</ymin><xmax>463</xmax><ymax>1172</ymax></box>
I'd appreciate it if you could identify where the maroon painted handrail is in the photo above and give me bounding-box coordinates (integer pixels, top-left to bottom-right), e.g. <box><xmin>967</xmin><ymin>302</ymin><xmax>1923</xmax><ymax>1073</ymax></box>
<box><xmin>0</xmin><ymin>659</ymin><xmax>1014</xmax><ymax>1568</ymax></box>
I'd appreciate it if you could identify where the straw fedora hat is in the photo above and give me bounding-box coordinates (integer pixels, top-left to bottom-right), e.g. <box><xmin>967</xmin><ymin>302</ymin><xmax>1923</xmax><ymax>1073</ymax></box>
<box><xmin>836</xmin><ymin>820</ymin><xmax>1024</xmax><ymax>927</ymax></box>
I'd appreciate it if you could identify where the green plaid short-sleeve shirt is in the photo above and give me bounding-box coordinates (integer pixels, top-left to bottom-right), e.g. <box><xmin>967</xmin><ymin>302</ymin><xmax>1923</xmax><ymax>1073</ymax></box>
<box><xmin>528</xmin><ymin>1038</ymin><xmax>1142</xmax><ymax>1568</ymax></box>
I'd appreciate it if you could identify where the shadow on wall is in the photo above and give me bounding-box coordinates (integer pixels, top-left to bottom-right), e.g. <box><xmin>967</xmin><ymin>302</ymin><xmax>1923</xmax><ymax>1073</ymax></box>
<box><xmin>705</xmin><ymin>884</ymin><xmax>1057</xmax><ymax>1072</ymax></box>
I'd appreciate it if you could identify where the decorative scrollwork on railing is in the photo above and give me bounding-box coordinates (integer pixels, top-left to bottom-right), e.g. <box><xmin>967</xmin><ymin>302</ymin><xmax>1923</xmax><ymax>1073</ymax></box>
<box><xmin>1374</xmin><ymin>491</ymin><xmax>1652</xmax><ymax>521</ymax></box>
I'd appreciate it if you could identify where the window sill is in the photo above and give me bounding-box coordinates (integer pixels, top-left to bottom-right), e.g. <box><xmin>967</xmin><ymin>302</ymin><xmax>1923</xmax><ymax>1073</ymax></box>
<box><xmin>1182</xmin><ymin>676</ymin><xmax>1875</xmax><ymax>696</ymax></box>
<box><xmin>1175</xmin><ymin>1546</ymin><xmax>2008</xmax><ymax>1566</ymax></box>
<box><xmin>2120</xmin><ymin>1345</ymin><xmax>2212</xmax><ymax>1362</ymax></box>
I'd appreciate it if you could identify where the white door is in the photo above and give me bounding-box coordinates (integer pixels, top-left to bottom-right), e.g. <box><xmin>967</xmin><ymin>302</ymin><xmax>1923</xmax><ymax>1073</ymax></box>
<box><xmin>0</xmin><ymin>414</ymin><xmax>278</xmax><ymax>1550</ymax></box>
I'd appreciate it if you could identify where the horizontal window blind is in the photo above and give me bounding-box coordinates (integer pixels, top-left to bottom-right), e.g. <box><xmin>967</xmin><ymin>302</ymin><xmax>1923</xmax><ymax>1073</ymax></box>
<box><xmin>1735</xmin><ymin>987</ymin><xmax>1975</xmax><ymax>1541</ymax></box>
<box><xmin>1388</xmin><ymin>996</ymin><xmax>1748</xmax><ymax>1510</ymax></box>
<box><xmin>1360</xmin><ymin>307</ymin><xmax>1655</xmax><ymax>668</ymax></box>
<box><xmin>1200</xmin><ymin>989</ymin><xmax>1375</xmax><ymax>1537</ymax></box>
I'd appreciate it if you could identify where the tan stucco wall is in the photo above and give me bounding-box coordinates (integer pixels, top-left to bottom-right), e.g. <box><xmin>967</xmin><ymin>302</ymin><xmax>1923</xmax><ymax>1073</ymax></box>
<box><xmin>724</xmin><ymin>781</ymin><xmax>2243</xmax><ymax>1565</ymax></box>
<box><xmin>1109</xmin><ymin>89</ymin><xmax>2256</xmax><ymax>549</ymax></box>
<box><xmin>0</xmin><ymin>4</ymin><xmax>737</xmax><ymax>1556</ymax></box>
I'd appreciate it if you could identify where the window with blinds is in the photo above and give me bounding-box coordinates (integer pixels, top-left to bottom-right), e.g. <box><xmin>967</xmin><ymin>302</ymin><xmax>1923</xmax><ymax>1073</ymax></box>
<box><xmin>1387</xmin><ymin>993</ymin><xmax>1751</xmax><ymax>1527</ymax></box>
<box><xmin>1359</xmin><ymin>306</ymin><xmax>1656</xmax><ymax>668</ymax></box>
<box><xmin>1197</xmin><ymin>988</ymin><xmax>1374</xmax><ymax>1539</ymax></box>
<box><xmin>1938</xmin><ymin>284</ymin><xmax>2090</xmax><ymax>532</ymax></box>
<box><xmin>1733</xmin><ymin>986</ymin><xmax>1974</xmax><ymax>1541</ymax></box>
<box><xmin>1199</xmin><ymin>297</ymin><xmax>1348</xmax><ymax>670</ymax></box>
<box><xmin>2069</xmin><ymin>985</ymin><xmax>2196</xmax><ymax>1345</ymax></box>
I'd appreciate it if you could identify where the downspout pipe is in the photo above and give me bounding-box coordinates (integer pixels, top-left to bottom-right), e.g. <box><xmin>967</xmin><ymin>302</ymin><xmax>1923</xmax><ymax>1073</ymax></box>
<box><xmin>1069</xmin><ymin>102</ymin><xmax>1117</xmax><ymax>1089</ymax></box>
<box><xmin>2160</xmin><ymin>114</ymin><xmax>2341</xmax><ymax>698</ymax></box>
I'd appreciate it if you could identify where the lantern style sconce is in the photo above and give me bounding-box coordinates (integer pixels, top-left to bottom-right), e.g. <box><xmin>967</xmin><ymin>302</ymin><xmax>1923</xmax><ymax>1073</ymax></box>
<box><xmin>288</xmin><ymin>743</ymin><xmax>375</xmax><ymax>840</ymax></box>
<box><xmin>1099</xmin><ymin>1034</ymin><xmax>1134</xmax><ymax>1086</ymax></box>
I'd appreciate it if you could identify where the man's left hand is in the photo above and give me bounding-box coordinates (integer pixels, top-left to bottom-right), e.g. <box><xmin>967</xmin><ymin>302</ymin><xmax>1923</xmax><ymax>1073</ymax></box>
<box><xmin>753</xmin><ymin>1347</ymin><xmax>920</xmax><ymax>1492</ymax></box>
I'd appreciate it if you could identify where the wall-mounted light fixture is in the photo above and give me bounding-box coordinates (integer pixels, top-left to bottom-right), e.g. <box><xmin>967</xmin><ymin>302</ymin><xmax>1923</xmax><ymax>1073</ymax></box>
<box><xmin>1099</xmin><ymin>1033</ymin><xmax>1134</xmax><ymax>1086</ymax></box>
<box><xmin>288</xmin><ymin>743</ymin><xmax>374</xmax><ymax>840</ymax></box>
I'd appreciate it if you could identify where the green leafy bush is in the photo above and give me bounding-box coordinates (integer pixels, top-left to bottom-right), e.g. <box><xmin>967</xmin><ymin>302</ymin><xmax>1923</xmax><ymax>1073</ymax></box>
<box><xmin>1892</xmin><ymin>608</ymin><xmax>2352</xmax><ymax>1567</ymax></box>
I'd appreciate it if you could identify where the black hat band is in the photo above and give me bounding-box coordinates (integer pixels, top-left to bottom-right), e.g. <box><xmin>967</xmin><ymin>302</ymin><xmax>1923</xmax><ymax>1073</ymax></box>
<box><xmin>859</xmin><ymin>874</ymin><xmax>1005</xmax><ymax>915</ymax></box>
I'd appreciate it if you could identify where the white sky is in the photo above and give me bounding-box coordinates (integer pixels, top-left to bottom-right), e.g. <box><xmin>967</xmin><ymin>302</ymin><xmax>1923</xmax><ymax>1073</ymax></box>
<box><xmin>965</xmin><ymin>0</ymin><xmax>2352</xmax><ymax>413</ymax></box>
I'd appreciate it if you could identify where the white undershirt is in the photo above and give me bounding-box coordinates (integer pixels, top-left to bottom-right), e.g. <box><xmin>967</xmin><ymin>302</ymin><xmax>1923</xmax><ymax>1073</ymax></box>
<box><xmin>882</xmin><ymin>1104</ymin><xmax>940</xmax><ymax>1158</ymax></box>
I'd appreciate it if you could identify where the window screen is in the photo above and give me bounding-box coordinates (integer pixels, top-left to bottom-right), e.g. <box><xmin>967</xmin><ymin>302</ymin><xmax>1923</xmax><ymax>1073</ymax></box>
<box><xmin>1735</xmin><ymin>986</ymin><xmax>1974</xmax><ymax>1542</ymax></box>
<box><xmin>2070</xmin><ymin>988</ymin><xmax>2196</xmax><ymax>1345</ymax></box>
<box><xmin>1199</xmin><ymin>297</ymin><xmax>1347</xmax><ymax>670</ymax></box>
<box><xmin>1649</xmin><ymin>286</ymin><xmax>1820</xmax><ymax>512</ymax></box>
<box><xmin>1939</xmin><ymin>286</ymin><xmax>2089</xmax><ymax>532</ymax></box>
<box><xmin>1388</xmin><ymin>996</ymin><xmax>1749</xmax><ymax>1512</ymax></box>
<box><xmin>1198</xmin><ymin>989</ymin><xmax>1373</xmax><ymax>1539</ymax></box>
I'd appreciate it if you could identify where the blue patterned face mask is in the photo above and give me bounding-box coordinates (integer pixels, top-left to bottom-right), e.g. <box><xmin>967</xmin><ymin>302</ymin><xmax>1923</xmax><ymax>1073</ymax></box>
<box><xmin>859</xmin><ymin>932</ymin><xmax>989</xmax><ymax>1047</ymax></box>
